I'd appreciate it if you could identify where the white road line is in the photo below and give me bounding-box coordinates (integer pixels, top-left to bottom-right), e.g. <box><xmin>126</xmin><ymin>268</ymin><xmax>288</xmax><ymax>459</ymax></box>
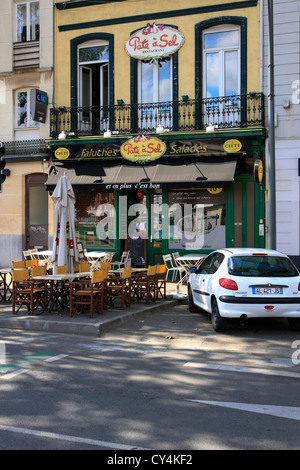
<box><xmin>44</xmin><ymin>354</ymin><xmax>68</xmax><ymax>363</ymax></box>
<box><xmin>185</xmin><ymin>399</ymin><xmax>300</xmax><ymax>421</ymax></box>
<box><xmin>184</xmin><ymin>362</ymin><xmax>300</xmax><ymax>379</ymax></box>
<box><xmin>0</xmin><ymin>424</ymin><xmax>149</xmax><ymax>450</ymax></box>
<box><xmin>1</xmin><ymin>369</ymin><xmax>29</xmax><ymax>380</ymax></box>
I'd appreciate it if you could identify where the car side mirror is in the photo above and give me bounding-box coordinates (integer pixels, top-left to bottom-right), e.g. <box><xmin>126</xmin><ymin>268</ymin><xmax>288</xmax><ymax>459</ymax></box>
<box><xmin>189</xmin><ymin>267</ymin><xmax>197</xmax><ymax>274</ymax></box>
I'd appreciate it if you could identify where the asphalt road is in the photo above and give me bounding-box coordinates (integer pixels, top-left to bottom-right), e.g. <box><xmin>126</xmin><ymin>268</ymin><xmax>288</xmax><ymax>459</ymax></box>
<box><xmin>0</xmin><ymin>302</ymin><xmax>300</xmax><ymax>455</ymax></box>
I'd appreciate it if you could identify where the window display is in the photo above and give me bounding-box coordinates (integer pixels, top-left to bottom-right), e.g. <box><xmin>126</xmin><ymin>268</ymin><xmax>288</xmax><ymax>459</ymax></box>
<box><xmin>168</xmin><ymin>189</ymin><xmax>226</xmax><ymax>250</ymax></box>
<box><xmin>74</xmin><ymin>190</ymin><xmax>115</xmax><ymax>250</ymax></box>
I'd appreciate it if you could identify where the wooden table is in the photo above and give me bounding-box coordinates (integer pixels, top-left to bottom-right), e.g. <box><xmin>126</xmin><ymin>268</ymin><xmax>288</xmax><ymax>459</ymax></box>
<box><xmin>33</xmin><ymin>272</ymin><xmax>90</xmax><ymax>314</ymax></box>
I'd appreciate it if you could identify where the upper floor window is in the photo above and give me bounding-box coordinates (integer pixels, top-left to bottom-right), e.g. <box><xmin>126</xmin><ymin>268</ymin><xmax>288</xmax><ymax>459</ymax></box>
<box><xmin>16</xmin><ymin>90</ymin><xmax>39</xmax><ymax>128</ymax></box>
<box><xmin>203</xmin><ymin>25</ymin><xmax>240</xmax><ymax>99</ymax></box>
<box><xmin>16</xmin><ymin>1</ymin><xmax>39</xmax><ymax>43</ymax></box>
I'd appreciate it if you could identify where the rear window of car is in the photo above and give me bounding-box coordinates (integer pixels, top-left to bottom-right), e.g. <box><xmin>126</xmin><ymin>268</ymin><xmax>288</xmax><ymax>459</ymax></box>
<box><xmin>228</xmin><ymin>256</ymin><xmax>299</xmax><ymax>277</ymax></box>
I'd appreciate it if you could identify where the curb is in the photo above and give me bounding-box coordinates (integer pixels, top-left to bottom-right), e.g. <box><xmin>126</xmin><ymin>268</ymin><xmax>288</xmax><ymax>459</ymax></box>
<box><xmin>0</xmin><ymin>299</ymin><xmax>180</xmax><ymax>337</ymax></box>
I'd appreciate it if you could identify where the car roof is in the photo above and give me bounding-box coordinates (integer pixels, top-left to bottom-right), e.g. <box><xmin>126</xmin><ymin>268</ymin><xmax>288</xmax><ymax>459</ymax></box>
<box><xmin>220</xmin><ymin>248</ymin><xmax>289</xmax><ymax>257</ymax></box>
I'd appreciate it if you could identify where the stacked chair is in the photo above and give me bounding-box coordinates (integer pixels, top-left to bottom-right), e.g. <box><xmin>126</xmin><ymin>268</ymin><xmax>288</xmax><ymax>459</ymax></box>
<box><xmin>111</xmin><ymin>251</ymin><xmax>130</xmax><ymax>270</ymax></box>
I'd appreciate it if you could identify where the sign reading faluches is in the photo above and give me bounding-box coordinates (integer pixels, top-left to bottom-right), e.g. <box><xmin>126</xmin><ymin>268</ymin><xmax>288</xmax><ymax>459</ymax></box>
<box><xmin>125</xmin><ymin>23</ymin><xmax>185</xmax><ymax>61</ymax></box>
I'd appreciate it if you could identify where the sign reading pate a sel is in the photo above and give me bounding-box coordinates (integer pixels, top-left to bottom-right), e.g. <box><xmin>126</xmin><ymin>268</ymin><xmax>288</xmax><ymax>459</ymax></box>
<box><xmin>120</xmin><ymin>136</ymin><xmax>166</xmax><ymax>163</ymax></box>
<box><xmin>125</xmin><ymin>23</ymin><xmax>185</xmax><ymax>61</ymax></box>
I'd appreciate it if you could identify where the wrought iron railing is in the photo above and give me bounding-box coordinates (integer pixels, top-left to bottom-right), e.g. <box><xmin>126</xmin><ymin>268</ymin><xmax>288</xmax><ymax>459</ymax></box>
<box><xmin>3</xmin><ymin>139</ymin><xmax>49</xmax><ymax>156</ymax></box>
<box><xmin>50</xmin><ymin>93</ymin><xmax>264</xmax><ymax>138</ymax></box>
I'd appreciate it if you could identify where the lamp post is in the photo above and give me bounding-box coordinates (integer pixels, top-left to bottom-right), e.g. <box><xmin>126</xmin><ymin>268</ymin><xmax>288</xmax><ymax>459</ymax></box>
<box><xmin>267</xmin><ymin>0</ymin><xmax>276</xmax><ymax>249</ymax></box>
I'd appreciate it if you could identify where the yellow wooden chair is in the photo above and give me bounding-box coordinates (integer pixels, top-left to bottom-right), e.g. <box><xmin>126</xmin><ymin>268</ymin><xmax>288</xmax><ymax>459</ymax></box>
<box><xmin>131</xmin><ymin>265</ymin><xmax>156</xmax><ymax>303</ymax></box>
<box><xmin>12</xmin><ymin>261</ymin><xmax>25</xmax><ymax>269</ymax></box>
<box><xmin>11</xmin><ymin>268</ymin><xmax>47</xmax><ymax>315</ymax></box>
<box><xmin>106</xmin><ymin>267</ymin><xmax>132</xmax><ymax>309</ymax></box>
<box><xmin>69</xmin><ymin>269</ymin><xmax>107</xmax><ymax>318</ymax></box>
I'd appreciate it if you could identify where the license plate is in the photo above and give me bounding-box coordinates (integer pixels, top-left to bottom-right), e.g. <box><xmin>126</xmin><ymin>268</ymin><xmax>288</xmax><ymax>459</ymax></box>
<box><xmin>252</xmin><ymin>287</ymin><xmax>283</xmax><ymax>294</ymax></box>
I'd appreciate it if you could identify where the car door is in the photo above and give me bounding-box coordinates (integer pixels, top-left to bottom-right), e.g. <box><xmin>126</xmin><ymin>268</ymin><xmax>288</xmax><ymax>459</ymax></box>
<box><xmin>192</xmin><ymin>252</ymin><xmax>221</xmax><ymax>310</ymax></box>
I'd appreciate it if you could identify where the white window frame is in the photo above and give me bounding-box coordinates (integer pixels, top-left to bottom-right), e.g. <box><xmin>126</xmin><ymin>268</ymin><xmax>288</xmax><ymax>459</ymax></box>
<box><xmin>15</xmin><ymin>89</ymin><xmax>39</xmax><ymax>129</ymax></box>
<box><xmin>15</xmin><ymin>1</ymin><xmax>39</xmax><ymax>43</ymax></box>
<box><xmin>203</xmin><ymin>24</ymin><xmax>241</xmax><ymax>99</ymax></box>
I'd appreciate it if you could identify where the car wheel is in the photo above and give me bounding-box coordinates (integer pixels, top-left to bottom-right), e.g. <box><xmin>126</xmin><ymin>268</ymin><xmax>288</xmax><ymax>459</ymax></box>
<box><xmin>288</xmin><ymin>318</ymin><xmax>300</xmax><ymax>331</ymax></box>
<box><xmin>211</xmin><ymin>299</ymin><xmax>227</xmax><ymax>332</ymax></box>
<box><xmin>188</xmin><ymin>286</ymin><xmax>198</xmax><ymax>312</ymax></box>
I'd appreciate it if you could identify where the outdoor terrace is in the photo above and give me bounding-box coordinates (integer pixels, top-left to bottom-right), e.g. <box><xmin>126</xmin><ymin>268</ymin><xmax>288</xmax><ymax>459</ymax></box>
<box><xmin>50</xmin><ymin>93</ymin><xmax>265</xmax><ymax>138</ymax></box>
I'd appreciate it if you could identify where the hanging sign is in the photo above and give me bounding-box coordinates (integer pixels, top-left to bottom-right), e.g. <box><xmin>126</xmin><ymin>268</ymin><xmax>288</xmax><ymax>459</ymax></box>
<box><xmin>254</xmin><ymin>159</ymin><xmax>264</xmax><ymax>183</ymax></box>
<box><xmin>120</xmin><ymin>135</ymin><xmax>166</xmax><ymax>163</ymax></box>
<box><xmin>125</xmin><ymin>23</ymin><xmax>185</xmax><ymax>61</ymax></box>
<box><xmin>30</xmin><ymin>89</ymin><xmax>48</xmax><ymax>123</ymax></box>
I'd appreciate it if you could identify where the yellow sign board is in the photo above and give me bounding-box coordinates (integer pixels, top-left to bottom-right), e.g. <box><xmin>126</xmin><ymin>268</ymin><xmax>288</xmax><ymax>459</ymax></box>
<box><xmin>223</xmin><ymin>139</ymin><xmax>242</xmax><ymax>153</ymax></box>
<box><xmin>54</xmin><ymin>147</ymin><xmax>70</xmax><ymax>160</ymax></box>
<box><xmin>120</xmin><ymin>136</ymin><xmax>166</xmax><ymax>163</ymax></box>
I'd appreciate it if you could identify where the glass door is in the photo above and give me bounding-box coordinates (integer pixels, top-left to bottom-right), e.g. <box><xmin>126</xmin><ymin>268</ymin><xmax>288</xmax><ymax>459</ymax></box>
<box><xmin>150</xmin><ymin>190</ymin><xmax>164</xmax><ymax>265</ymax></box>
<box><xmin>138</xmin><ymin>59</ymin><xmax>172</xmax><ymax>132</ymax></box>
<box><xmin>100</xmin><ymin>63</ymin><xmax>109</xmax><ymax>130</ymax></box>
<box><xmin>79</xmin><ymin>66</ymin><xmax>92</xmax><ymax>133</ymax></box>
<box><xmin>203</xmin><ymin>26</ymin><xmax>240</xmax><ymax>126</ymax></box>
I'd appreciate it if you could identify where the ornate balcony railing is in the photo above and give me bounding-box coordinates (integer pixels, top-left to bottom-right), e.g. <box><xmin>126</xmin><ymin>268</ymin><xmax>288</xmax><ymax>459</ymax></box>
<box><xmin>50</xmin><ymin>93</ymin><xmax>264</xmax><ymax>138</ymax></box>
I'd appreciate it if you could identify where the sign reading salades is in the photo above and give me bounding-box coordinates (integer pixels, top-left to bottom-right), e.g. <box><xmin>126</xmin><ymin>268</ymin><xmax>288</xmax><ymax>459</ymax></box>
<box><xmin>125</xmin><ymin>23</ymin><xmax>185</xmax><ymax>61</ymax></box>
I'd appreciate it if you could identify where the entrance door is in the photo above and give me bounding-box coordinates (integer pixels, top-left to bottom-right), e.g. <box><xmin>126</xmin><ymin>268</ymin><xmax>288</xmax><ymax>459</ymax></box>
<box><xmin>25</xmin><ymin>173</ymin><xmax>48</xmax><ymax>249</ymax></box>
<box><xmin>150</xmin><ymin>190</ymin><xmax>164</xmax><ymax>265</ymax></box>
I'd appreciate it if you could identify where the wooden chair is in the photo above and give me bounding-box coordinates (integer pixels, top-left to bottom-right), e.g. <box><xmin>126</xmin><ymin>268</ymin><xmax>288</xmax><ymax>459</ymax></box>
<box><xmin>69</xmin><ymin>269</ymin><xmax>107</xmax><ymax>318</ymax></box>
<box><xmin>131</xmin><ymin>265</ymin><xmax>156</xmax><ymax>303</ymax></box>
<box><xmin>31</xmin><ymin>265</ymin><xmax>47</xmax><ymax>277</ymax></box>
<box><xmin>105</xmin><ymin>267</ymin><xmax>132</xmax><ymax>310</ymax></box>
<box><xmin>155</xmin><ymin>264</ymin><xmax>167</xmax><ymax>299</ymax></box>
<box><xmin>56</xmin><ymin>265</ymin><xmax>67</xmax><ymax>274</ymax></box>
<box><xmin>78</xmin><ymin>261</ymin><xmax>90</xmax><ymax>273</ymax></box>
<box><xmin>26</xmin><ymin>259</ymin><xmax>39</xmax><ymax>269</ymax></box>
<box><xmin>11</xmin><ymin>268</ymin><xmax>47</xmax><ymax>315</ymax></box>
<box><xmin>100</xmin><ymin>261</ymin><xmax>111</xmax><ymax>271</ymax></box>
<box><xmin>12</xmin><ymin>261</ymin><xmax>25</xmax><ymax>269</ymax></box>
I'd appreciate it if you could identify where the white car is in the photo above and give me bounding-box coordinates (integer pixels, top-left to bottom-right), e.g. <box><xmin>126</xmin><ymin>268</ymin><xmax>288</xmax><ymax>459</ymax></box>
<box><xmin>188</xmin><ymin>248</ymin><xmax>300</xmax><ymax>332</ymax></box>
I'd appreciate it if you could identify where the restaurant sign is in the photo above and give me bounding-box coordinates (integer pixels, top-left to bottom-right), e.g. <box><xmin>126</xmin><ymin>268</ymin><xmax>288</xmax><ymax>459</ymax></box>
<box><xmin>120</xmin><ymin>135</ymin><xmax>166</xmax><ymax>163</ymax></box>
<box><xmin>125</xmin><ymin>23</ymin><xmax>185</xmax><ymax>61</ymax></box>
<box><xmin>51</xmin><ymin>137</ymin><xmax>246</xmax><ymax>162</ymax></box>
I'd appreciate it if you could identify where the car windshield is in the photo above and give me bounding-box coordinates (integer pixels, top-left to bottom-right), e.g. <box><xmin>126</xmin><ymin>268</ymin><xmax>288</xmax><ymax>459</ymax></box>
<box><xmin>228</xmin><ymin>256</ymin><xmax>299</xmax><ymax>277</ymax></box>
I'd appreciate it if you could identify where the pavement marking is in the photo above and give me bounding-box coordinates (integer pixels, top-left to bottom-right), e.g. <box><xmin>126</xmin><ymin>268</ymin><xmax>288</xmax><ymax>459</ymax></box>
<box><xmin>44</xmin><ymin>354</ymin><xmax>68</xmax><ymax>363</ymax></box>
<box><xmin>79</xmin><ymin>342</ymin><xmax>167</xmax><ymax>353</ymax></box>
<box><xmin>184</xmin><ymin>362</ymin><xmax>300</xmax><ymax>379</ymax></box>
<box><xmin>0</xmin><ymin>351</ymin><xmax>56</xmax><ymax>376</ymax></box>
<box><xmin>1</xmin><ymin>369</ymin><xmax>29</xmax><ymax>380</ymax></box>
<box><xmin>185</xmin><ymin>399</ymin><xmax>300</xmax><ymax>421</ymax></box>
<box><xmin>0</xmin><ymin>424</ymin><xmax>149</xmax><ymax>450</ymax></box>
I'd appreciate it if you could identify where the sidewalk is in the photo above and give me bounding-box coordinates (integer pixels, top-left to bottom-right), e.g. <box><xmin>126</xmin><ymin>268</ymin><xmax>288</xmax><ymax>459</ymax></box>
<box><xmin>0</xmin><ymin>283</ymin><xmax>187</xmax><ymax>337</ymax></box>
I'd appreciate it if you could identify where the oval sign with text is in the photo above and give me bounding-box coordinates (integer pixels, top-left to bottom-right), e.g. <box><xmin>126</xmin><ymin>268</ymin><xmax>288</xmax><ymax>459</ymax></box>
<box><xmin>54</xmin><ymin>147</ymin><xmax>70</xmax><ymax>160</ymax></box>
<box><xmin>120</xmin><ymin>136</ymin><xmax>166</xmax><ymax>163</ymax></box>
<box><xmin>125</xmin><ymin>23</ymin><xmax>185</xmax><ymax>60</ymax></box>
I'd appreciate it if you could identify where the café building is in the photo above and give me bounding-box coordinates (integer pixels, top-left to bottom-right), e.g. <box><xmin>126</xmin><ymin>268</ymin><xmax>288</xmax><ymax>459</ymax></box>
<box><xmin>47</xmin><ymin>0</ymin><xmax>266</xmax><ymax>266</ymax></box>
